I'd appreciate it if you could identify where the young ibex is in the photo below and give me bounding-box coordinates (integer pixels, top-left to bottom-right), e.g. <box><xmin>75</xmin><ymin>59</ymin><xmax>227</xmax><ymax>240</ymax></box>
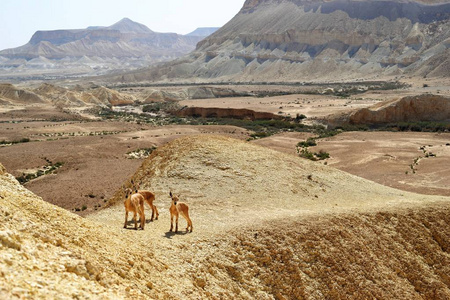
<box><xmin>169</xmin><ymin>191</ymin><xmax>193</xmax><ymax>233</ymax></box>
<box><xmin>132</xmin><ymin>181</ymin><xmax>159</xmax><ymax>221</ymax></box>
<box><xmin>123</xmin><ymin>188</ymin><xmax>146</xmax><ymax>230</ymax></box>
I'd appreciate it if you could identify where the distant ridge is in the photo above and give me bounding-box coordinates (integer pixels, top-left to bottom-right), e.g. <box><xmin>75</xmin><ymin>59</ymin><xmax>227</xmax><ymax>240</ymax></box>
<box><xmin>0</xmin><ymin>18</ymin><xmax>211</xmax><ymax>80</ymax></box>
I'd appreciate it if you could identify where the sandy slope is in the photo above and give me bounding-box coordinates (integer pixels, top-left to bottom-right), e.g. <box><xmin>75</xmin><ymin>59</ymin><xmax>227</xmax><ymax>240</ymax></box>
<box><xmin>1</xmin><ymin>135</ymin><xmax>450</xmax><ymax>299</ymax></box>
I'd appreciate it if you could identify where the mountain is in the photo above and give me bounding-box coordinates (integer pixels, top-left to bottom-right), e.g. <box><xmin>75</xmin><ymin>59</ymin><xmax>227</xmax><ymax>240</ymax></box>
<box><xmin>186</xmin><ymin>27</ymin><xmax>220</xmax><ymax>36</ymax></box>
<box><xmin>112</xmin><ymin>0</ymin><xmax>450</xmax><ymax>83</ymax></box>
<box><xmin>0</xmin><ymin>18</ymin><xmax>213</xmax><ymax>80</ymax></box>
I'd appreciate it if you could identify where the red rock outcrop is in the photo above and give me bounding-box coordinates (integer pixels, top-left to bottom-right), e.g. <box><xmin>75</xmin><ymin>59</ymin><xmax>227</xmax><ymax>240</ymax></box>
<box><xmin>176</xmin><ymin>106</ymin><xmax>283</xmax><ymax>120</ymax></box>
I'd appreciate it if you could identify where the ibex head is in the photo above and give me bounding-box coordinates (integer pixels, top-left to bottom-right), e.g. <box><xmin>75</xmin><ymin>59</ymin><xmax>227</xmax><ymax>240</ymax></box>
<box><xmin>169</xmin><ymin>191</ymin><xmax>179</xmax><ymax>205</ymax></box>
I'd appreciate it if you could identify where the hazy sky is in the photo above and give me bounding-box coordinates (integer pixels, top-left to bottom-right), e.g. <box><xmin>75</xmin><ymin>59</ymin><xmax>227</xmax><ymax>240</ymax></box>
<box><xmin>0</xmin><ymin>0</ymin><xmax>245</xmax><ymax>50</ymax></box>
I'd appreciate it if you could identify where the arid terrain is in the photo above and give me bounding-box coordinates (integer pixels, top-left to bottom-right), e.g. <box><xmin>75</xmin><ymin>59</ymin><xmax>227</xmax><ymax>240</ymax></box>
<box><xmin>1</xmin><ymin>0</ymin><xmax>450</xmax><ymax>298</ymax></box>
<box><xmin>1</xmin><ymin>135</ymin><xmax>449</xmax><ymax>299</ymax></box>
<box><xmin>1</xmin><ymin>80</ymin><xmax>449</xmax><ymax>214</ymax></box>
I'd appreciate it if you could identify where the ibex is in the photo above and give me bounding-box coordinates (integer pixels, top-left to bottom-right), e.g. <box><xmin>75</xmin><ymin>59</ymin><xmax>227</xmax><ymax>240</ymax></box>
<box><xmin>132</xmin><ymin>181</ymin><xmax>159</xmax><ymax>221</ymax></box>
<box><xmin>123</xmin><ymin>188</ymin><xmax>145</xmax><ymax>230</ymax></box>
<box><xmin>169</xmin><ymin>191</ymin><xmax>193</xmax><ymax>233</ymax></box>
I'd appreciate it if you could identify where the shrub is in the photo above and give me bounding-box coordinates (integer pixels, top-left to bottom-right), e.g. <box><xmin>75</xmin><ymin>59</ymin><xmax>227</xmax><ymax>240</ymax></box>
<box><xmin>315</xmin><ymin>150</ymin><xmax>330</xmax><ymax>160</ymax></box>
<box><xmin>300</xmin><ymin>148</ymin><xmax>316</xmax><ymax>161</ymax></box>
<box><xmin>297</xmin><ymin>138</ymin><xmax>317</xmax><ymax>148</ymax></box>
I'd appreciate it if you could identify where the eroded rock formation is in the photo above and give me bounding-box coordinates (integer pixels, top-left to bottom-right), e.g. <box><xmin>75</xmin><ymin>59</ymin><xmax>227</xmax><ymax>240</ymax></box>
<box><xmin>328</xmin><ymin>94</ymin><xmax>450</xmax><ymax>126</ymax></box>
<box><xmin>113</xmin><ymin>0</ymin><xmax>450</xmax><ymax>83</ymax></box>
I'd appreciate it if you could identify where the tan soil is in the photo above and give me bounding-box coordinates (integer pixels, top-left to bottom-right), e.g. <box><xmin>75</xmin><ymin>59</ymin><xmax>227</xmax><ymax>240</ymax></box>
<box><xmin>179</xmin><ymin>93</ymin><xmax>382</xmax><ymax>120</ymax></box>
<box><xmin>253</xmin><ymin>131</ymin><xmax>450</xmax><ymax>197</ymax></box>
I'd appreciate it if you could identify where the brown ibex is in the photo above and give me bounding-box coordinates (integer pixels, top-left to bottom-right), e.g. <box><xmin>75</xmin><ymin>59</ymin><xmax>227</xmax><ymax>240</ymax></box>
<box><xmin>123</xmin><ymin>188</ymin><xmax>145</xmax><ymax>230</ymax></box>
<box><xmin>169</xmin><ymin>191</ymin><xmax>193</xmax><ymax>233</ymax></box>
<box><xmin>132</xmin><ymin>181</ymin><xmax>159</xmax><ymax>221</ymax></box>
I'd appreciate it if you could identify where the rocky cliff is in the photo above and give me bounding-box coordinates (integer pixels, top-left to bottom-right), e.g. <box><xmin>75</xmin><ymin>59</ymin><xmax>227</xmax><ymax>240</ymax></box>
<box><xmin>176</xmin><ymin>106</ymin><xmax>283</xmax><ymax>120</ymax></box>
<box><xmin>328</xmin><ymin>94</ymin><xmax>450</xmax><ymax>126</ymax></box>
<box><xmin>114</xmin><ymin>0</ymin><xmax>450</xmax><ymax>83</ymax></box>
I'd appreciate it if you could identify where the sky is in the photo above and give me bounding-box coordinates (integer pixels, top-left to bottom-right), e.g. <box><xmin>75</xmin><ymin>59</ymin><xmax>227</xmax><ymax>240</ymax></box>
<box><xmin>0</xmin><ymin>0</ymin><xmax>245</xmax><ymax>50</ymax></box>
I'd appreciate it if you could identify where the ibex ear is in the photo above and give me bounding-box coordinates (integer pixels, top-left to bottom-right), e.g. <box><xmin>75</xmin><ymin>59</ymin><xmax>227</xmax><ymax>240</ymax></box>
<box><xmin>169</xmin><ymin>191</ymin><xmax>173</xmax><ymax>198</ymax></box>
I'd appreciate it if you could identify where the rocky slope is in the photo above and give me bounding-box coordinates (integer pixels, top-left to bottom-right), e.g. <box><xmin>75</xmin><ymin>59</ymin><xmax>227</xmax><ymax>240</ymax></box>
<box><xmin>112</xmin><ymin>0</ymin><xmax>450</xmax><ymax>83</ymax></box>
<box><xmin>327</xmin><ymin>94</ymin><xmax>450</xmax><ymax>126</ymax></box>
<box><xmin>0</xmin><ymin>18</ymin><xmax>211</xmax><ymax>80</ymax></box>
<box><xmin>0</xmin><ymin>83</ymin><xmax>136</xmax><ymax>107</ymax></box>
<box><xmin>0</xmin><ymin>83</ymin><xmax>257</xmax><ymax>107</ymax></box>
<box><xmin>2</xmin><ymin>136</ymin><xmax>450</xmax><ymax>298</ymax></box>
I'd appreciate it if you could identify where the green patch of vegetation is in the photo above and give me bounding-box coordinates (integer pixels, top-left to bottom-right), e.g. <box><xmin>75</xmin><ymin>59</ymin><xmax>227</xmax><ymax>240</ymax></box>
<box><xmin>315</xmin><ymin>150</ymin><xmax>330</xmax><ymax>160</ymax></box>
<box><xmin>297</xmin><ymin>138</ymin><xmax>317</xmax><ymax>148</ymax></box>
<box><xmin>380</xmin><ymin>122</ymin><xmax>450</xmax><ymax>133</ymax></box>
<box><xmin>299</xmin><ymin>148</ymin><xmax>330</xmax><ymax>161</ymax></box>
<box><xmin>16</xmin><ymin>161</ymin><xmax>64</xmax><ymax>184</ymax></box>
<box><xmin>299</xmin><ymin>148</ymin><xmax>316</xmax><ymax>160</ymax></box>
<box><xmin>296</xmin><ymin>130</ymin><xmax>337</xmax><ymax>161</ymax></box>
<box><xmin>0</xmin><ymin>138</ymin><xmax>31</xmax><ymax>145</ymax></box>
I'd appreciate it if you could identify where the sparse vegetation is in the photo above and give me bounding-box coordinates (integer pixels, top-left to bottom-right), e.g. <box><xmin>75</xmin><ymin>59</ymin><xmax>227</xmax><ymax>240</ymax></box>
<box><xmin>16</xmin><ymin>161</ymin><xmax>64</xmax><ymax>184</ymax></box>
<box><xmin>381</xmin><ymin>122</ymin><xmax>450</xmax><ymax>132</ymax></box>
<box><xmin>0</xmin><ymin>138</ymin><xmax>31</xmax><ymax>146</ymax></box>
<box><xmin>297</xmin><ymin>138</ymin><xmax>317</xmax><ymax>148</ymax></box>
<box><xmin>296</xmin><ymin>130</ymin><xmax>337</xmax><ymax>161</ymax></box>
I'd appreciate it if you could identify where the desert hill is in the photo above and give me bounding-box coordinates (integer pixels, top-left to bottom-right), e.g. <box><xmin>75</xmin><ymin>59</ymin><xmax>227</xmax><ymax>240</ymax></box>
<box><xmin>1</xmin><ymin>135</ymin><xmax>450</xmax><ymax>298</ymax></box>
<box><xmin>109</xmin><ymin>0</ymin><xmax>450</xmax><ymax>83</ymax></box>
<box><xmin>327</xmin><ymin>94</ymin><xmax>450</xmax><ymax>127</ymax></box>
<box><xmin>0</xmin><ymin>83</ymin><xmax>263</xmax><ymax>107</ymax></box>
<box><xmin>0</xmin><ymin>84</ymin><xmax>46</xmax><ymax>104</ymax></box>
<box><xmin>0</xmin><ymin>18</ymin><xmax>212</xmax><ymax>80</ymax></box>
<box><xmin>0</xmin><ymin>83</ymin><xmax>138</xmax><ymax>107</ymax></box>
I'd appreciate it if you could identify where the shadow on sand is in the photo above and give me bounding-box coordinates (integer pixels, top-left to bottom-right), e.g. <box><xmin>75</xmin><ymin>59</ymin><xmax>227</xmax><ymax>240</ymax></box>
<box><xmin>164</xmin><ymin>231</ymin><xmax>189</xmax><ymax>239</ymax></box>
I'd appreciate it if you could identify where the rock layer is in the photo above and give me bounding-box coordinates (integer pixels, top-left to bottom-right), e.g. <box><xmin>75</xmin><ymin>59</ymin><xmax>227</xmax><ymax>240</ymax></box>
<box><xmin>176</xmin><ymin>106</ymin><xmax>283</xmax><ymax>120</ymax></box>
<box><xmin>114</xmin><ymin>0</ymin><xmax>450</xmax><ymax>83</ymax></box>
<box><xmin>328</xmin><ymin>94</ymin><xmax>450</xmax><ymax>126</ymax></box>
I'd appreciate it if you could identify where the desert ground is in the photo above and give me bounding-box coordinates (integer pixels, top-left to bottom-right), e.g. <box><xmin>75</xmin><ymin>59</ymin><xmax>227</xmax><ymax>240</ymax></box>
<box><xmin>0</xmin><ymin>104</ymin><xmax>249</xmax><ymax>214</ymax></box>
<box><xmin>1</xmin><ymin>82</ymin><xmax>450</xmax><ymax>216</ymax></box>
<box><xmin>1</xmin><ymin>81</ymin><xmax>449</xmax><ymax>217</ymax></box>
<box><xmin>1</xmin><ymin>135</ymin><xmax>449</xmax><ymax>299</ymax></box>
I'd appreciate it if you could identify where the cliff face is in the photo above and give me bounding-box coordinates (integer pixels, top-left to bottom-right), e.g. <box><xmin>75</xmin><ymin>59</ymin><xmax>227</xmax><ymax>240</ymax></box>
<box><xmin>176</xmin><ymin>106</ymin><xmax>283</xmax><ymax>120</ymax></box>
<box><xmin>117</xmin><ymin>0</ymin><xmax>450</xmax><ymax>82</ymax></box>
<box><xmin>348</xmin><ymin>94</ymin><xmax>450</xmax><ymax>124</ymax></box>
<box><xmin>327</xmin><ymin>94</ymin><xmax>450</xmax><ymax>126</ymax></box>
